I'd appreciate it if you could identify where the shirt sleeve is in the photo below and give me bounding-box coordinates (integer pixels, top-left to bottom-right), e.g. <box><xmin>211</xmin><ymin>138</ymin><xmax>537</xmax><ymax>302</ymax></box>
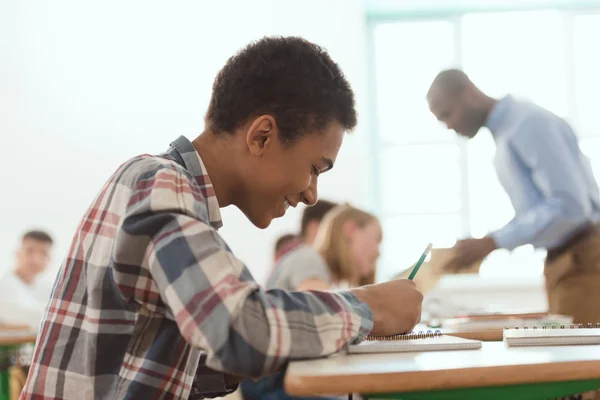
<box><xmin>490</xmin><ymin>118</ymin><xmax>593</xmax><ymax>250</ymax></box>
<box><xmin>279</xmin><ymin>247</ymin><xmax>332</xmax><ymax>289</ymax></box>
<box><xmin>115</xmin><ymin>164</ymin><xmax>373</xmax><ymax>382</ymax></box>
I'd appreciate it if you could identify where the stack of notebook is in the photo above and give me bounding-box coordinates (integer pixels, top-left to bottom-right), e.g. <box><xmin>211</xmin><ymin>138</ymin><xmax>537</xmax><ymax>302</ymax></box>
<box><xmin>440</xmin><ymin>312</ymin><xmax>573</xmax><ymax>331</ymax></box>
<box><xmin>503</xmin><ymin>326</ymin><xmax>600</xmax><ymax>347</ymax></box>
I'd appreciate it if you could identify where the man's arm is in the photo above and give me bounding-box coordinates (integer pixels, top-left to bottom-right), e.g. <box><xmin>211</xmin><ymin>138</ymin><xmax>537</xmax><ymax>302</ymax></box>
<box><xmin>116</xmin><ymin>165</ymin><xmax>373</xmax><ymax>381</ymax></box>
<box><xmin>491</xmin><ymin>118</ymin><xmax>593</xmax><ymax>250</ymax></box>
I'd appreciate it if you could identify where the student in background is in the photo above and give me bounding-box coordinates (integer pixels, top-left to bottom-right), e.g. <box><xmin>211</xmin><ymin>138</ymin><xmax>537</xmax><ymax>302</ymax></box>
<box><xmin>300</xmin><ymin>199</ymin><xmax>337</xmax><ymax>245</ymax></box>
<box><xmin>426</xmin><ymin>68</ymin><xmax>600</xmax><ymax>324</ymax></box>
<box><xmin>314</xmin><ymin>205</ymin><xmax>380</xmax><ymax>288</ymax></box>
<box><xmin>21</xmin><ymin>37</ymin><xmax>423</xmax><ymax>399</ymax></box>
<box><xmin>270</xmin><ymin>199</ymin><xmax>337</xmax><ymax>272</ymax></box>
<box><xmin>0</xmin><ymin>230</ymin><xmax>54</xmax><ymax>328</ymax></box>
<box><xmin>242</xmin><ymin>204</ymin><xmax>382</xmax><ymax>400</ymax></box>
<box><xmin>267</xmin><ymin>204</ymin><xmax>380</xmax><ymax>292</ymax></box>
<box><xmin>273</xmin><ymin>233</ymin><xmax>301</xmax><ymax>263</ymax></box>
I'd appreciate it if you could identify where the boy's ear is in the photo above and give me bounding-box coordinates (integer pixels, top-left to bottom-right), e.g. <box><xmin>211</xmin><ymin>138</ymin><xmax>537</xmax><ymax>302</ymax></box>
<box><xmin>246</xmin><ymin>115</ymin><xmax>278</xmax><ymax>156</ymax></box>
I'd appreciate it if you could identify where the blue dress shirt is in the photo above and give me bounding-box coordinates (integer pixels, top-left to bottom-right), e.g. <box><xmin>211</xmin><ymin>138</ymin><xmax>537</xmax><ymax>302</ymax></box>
<box><xmin>486</xmin><ymin>95</ymin><xmax>600</xmax><ymax>251</ymax></box>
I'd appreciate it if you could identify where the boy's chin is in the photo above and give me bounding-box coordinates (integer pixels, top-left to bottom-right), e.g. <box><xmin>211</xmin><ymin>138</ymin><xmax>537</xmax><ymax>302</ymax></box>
<box><xmin>245</xmin><ymin>211</ymin><xmax>274</xmax><ymax>230</ymax></box>
<box><xmin>240</xmin><ymin>204</ymin><xmax>285</xmax><ymax>229</ymax></box>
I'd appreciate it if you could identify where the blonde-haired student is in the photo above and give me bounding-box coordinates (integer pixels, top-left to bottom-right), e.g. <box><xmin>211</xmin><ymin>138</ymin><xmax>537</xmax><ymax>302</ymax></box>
<box><xmin>312</xmin><ymin>204</ymin><xmax>380</xmax><ymax>288</ymax></box>
<box><xmin>242</xmin><ymin>204</ymin><xmax>382</xmax><ymax>400</ymax></box>
<box><xmin>267</xmin><ymin>204</ymin><xmax>381</xmax><ymax>292</ymax></box>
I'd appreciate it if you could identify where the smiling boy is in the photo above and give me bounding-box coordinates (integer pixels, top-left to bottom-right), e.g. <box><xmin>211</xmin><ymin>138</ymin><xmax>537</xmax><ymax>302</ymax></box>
<box><xmin>21</xmin><ymin>36</ymin><xmax>423</xmax><ymax>400</ymax></box>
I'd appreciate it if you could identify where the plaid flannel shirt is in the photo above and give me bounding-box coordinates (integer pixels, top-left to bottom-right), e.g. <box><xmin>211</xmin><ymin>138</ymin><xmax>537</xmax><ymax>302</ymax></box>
<box><xmin>21</xmin><ymin>135</ymin><xmax>373</xmax><ymax>400</ymax></box>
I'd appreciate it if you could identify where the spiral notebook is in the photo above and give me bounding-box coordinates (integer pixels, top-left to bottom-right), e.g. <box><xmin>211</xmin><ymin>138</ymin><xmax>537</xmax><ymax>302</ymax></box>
<box><xmin>504</xmin><ymin>323</ymin><xmax>600</xmax><ymax>347</ymax></box>
<box><xmin>348</xmin><ymin>330</ymin><xmax>482</xmax><ymax>354</ymax></box>
<box><xmin>440</xmin><ymin>313</ymin><xmax>573</xmax><ymax>331</ymax></box>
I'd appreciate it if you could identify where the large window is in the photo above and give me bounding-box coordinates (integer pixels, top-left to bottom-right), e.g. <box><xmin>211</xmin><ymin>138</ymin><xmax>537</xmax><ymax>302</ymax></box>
<box><xmin>368</xmin><ymin>8</ymin><xmax>600</xmax><ymax>281</ymax></box>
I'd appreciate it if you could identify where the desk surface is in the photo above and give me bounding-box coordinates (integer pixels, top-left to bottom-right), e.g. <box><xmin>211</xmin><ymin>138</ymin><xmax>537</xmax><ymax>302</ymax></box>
<box><xmin>285</xmin><ymin>342</ymin><xmax>600</xmax><ymax>396</ymax></box>
<box><xmin>0</xmin><ymin>329</ymin><xmax>38</xmax><ymax>346</ymax></box>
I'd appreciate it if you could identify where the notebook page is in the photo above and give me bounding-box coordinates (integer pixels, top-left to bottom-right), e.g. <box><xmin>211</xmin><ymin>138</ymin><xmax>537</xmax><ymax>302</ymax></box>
<box><xmin>504</xmin><ymin>328</ymin><xmax>600</xmax><ymax>347</ymax></box>
<box><xmin>348</xmin><ymin>335</ymin><xmax>482</xmax><ymax>354</ymax></box>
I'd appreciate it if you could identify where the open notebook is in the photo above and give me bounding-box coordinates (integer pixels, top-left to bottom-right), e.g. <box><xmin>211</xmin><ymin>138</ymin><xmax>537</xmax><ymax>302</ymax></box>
<box><xmin>348</xmin><ymin>330</ymin><xmax>482</xmax><ymax>354</ymax></box>
<box><xmin>504</xmin><ymin>326</ymin><xmax>600</xmax><ymax>347</ymax></box>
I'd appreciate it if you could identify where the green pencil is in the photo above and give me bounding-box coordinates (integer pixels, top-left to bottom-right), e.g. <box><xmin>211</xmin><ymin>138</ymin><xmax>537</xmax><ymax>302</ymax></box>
<box><xmin>408</xmin><ymin>242</ymin><xmax>433</xmax><ymax>280</ymax></box>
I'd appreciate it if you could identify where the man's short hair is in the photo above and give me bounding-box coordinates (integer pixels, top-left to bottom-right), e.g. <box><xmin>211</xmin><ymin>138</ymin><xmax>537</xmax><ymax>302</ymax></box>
<box><xmin>300</xmin><ymin>200</ymin><xmax>337</xmax><ymax>237</ymax></box>
<box><xmin>427</xmin><ymin>68</ymin><xmax>471</xmax><ymax>100</ymax></box>
<box><xmin>22</xmin><ymin>230</ymin><xmax>53</xmax><ymax>245</ymax></box>
<box><xmin>206</xmin><ymin>36</ymin><xmax>357</xmax><ymax>144</ymax></box>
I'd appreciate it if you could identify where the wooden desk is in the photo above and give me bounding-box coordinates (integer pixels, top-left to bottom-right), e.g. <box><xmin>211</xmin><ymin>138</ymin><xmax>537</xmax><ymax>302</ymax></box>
<box><xmin>0</xmin><ymin>330</ymin><xmax>37</xmax><ymax>347</ymax></box>
<box><xmin>0</xmin><ymin>329</ymin><xmax>37</xmax><ymax>400</ymax></box>
<box><xmin>285</xmin><ymin>342</ymin><xmax>600</xmax><ymax>400</ymax></box>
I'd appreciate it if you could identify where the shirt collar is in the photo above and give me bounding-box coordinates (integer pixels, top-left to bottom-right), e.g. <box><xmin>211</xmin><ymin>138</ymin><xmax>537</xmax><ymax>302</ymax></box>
<box><xmin>485</xmin><ymin>95</ymin><xmax>513</xmax><ymax>137</ymax></box>
<box><xmin>167</xmin><ymin>135</ymin><xmax>223</xmax><ymax>230</ymax></box>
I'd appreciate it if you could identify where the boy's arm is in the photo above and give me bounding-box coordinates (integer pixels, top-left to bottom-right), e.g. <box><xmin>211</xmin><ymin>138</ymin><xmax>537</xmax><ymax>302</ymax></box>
<box><xmin>116</xmin><ymin>165</ymin><xmax>373</xmax><ymax>382</ymax></box>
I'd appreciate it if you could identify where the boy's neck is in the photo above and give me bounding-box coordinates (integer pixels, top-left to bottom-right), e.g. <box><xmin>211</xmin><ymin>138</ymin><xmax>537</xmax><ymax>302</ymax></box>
<box><xmin>192</xmin><ymin>131</ymin><xmax>239</xmax><ymax>208</ymax></box>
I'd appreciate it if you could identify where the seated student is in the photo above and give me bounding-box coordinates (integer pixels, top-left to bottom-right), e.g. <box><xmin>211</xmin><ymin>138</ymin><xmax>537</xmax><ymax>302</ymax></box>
<box><xmin>0</xmin><ymin>230</ymin><xmax>54</xmax><ymax>328</ymax></box>
<box><xmin>242</xmin><ymin>204</ymin><xmax>382</xmax><ymax>400</ymax></box>
<box><xmin>21</xmin><ymin>37</ymin><xmax>422</xmax><ymax>400</ymax></box>
<box><xmin>300</xmin><ymin>199</ymin><xmax>337</xmax><ymax>245</ymax></box>
<box><xmin>269</xmin><ymin>199</ymin><xmax>337</xmax><ymax>272</ymax></box>
<box><xmin>269</xmin><ymin>204</ymin><xmax>380</xmax><ymax>292</ymax></box>
<box><xmin>273</xmin><ymin>233</ymin><xmax>301</xmax><ymax>263</ymax></box>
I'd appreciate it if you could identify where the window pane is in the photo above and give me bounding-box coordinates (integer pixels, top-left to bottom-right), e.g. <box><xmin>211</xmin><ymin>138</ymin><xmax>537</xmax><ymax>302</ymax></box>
<box><xmin>373</xmin><ymin>21</ymin><xmax>455</xmax><ymax>145</ymax></box>
<box><xmin>380</xmin><ymin>144</ymin><xmax>461</xmax><ymax>214</ymax></box>
<box><xmin>574</xmin><ymin>14</ymin><xmax>600</xmax><ymax>135</ymax></box>
<box><xmin>378</xmin><ymin>214</ymin><xmax>462</xmax><ymax>280</ymax></box>
<box><xmin>462</xmin><ymin>11</ymin><xmax>567</xmax><ymax>117</ymax></box>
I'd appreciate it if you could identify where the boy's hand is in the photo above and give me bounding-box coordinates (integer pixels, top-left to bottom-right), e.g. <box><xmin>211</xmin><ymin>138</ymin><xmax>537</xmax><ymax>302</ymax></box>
<box><xmin>351</xmin><ymin>279</ymin><xmax>423</xmax><ymax>336</ymax></box>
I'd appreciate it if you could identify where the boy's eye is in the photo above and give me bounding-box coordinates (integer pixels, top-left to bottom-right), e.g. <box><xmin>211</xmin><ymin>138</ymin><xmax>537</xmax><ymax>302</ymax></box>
<box><xmin>312</xmin><ymin>166</ymin><xmax>320</xmax><ymax>176</ymax></box>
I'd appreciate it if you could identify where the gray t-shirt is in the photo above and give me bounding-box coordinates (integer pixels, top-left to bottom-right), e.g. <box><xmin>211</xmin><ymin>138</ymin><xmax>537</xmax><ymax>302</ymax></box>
<box><xmin>266</xmin><ymin>245</ymin><xmax>331</xmax><ymax>291</ymax></box>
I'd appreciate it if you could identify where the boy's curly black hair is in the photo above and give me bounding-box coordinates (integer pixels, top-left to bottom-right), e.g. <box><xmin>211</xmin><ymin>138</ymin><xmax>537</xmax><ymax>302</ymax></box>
<box><xmin>205</xmin><ymin>36</ymin><xmax>357</xmax><ymax>144</ymax></box>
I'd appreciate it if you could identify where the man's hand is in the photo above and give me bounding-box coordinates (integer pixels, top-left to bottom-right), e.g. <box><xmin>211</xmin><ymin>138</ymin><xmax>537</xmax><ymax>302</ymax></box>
<box><xmin>444</xmin><ymin>237</ymin><xmax>497</xmax><ymax>272</ymax></box>
<box><xmin>351</xmin><ymin>279</ymin><xmax>423</xmax><ymax>337</ymax></box>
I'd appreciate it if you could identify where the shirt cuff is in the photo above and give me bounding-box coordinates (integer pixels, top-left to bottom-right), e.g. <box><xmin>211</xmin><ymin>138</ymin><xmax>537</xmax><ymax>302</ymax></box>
<box><xmin>338</xmin><ymin>291</ymin><xmax>374</xmax><ymax>344</ymax></box>
<box><xmin>490</xmin><ymin>227</ymin><xmax>519</xmax><ymax>251</ymax></box>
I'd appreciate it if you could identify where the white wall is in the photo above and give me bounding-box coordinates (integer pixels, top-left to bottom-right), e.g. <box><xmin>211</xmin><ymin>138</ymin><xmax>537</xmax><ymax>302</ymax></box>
<box><xmin>0</xmin><ymin>0</ymin><xmax>371</xmax><ymax>283</ymax></box>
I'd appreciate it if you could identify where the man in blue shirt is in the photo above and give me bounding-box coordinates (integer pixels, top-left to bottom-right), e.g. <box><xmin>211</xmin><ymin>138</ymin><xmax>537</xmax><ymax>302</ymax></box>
<box><xmin>426</xmin><ymin>68</ymin><xmax>600</xmax><ymax>324</ymax></box>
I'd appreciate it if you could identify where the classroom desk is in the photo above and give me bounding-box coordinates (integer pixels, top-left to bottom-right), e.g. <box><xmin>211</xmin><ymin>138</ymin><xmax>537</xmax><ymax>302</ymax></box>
<box><xmin>0</xmin><ymin>330</ymin><xmax>37</xmax><ymax>347</ymax></box>
<box><xmin>0</xmin><ymin>329</ymin><xmax>37</xmax><ymax>400</ymax></box>
<box><xmin>285</xmin><ymin>342</ymin><xmax>600</xmax><ymax>400</ymax></box>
